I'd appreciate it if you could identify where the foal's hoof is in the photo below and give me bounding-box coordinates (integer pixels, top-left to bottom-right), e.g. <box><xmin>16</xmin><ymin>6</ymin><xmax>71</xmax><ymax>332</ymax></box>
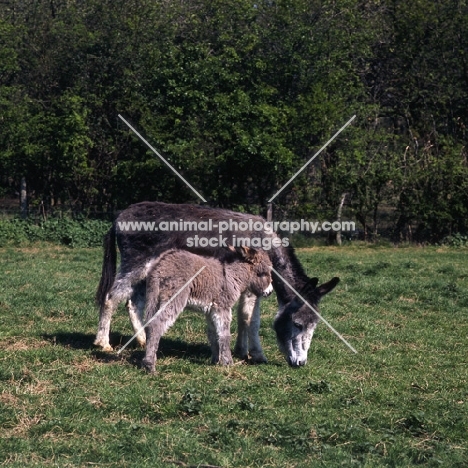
<box><xmin>141</xmin><ymin>359</ymin><xmax>156</xmax><ymax>374</ymax></box>
<box><xmin>211</xmin><ymin>356</ymin><xmax>234</xmax><ymax>366</ymax></box>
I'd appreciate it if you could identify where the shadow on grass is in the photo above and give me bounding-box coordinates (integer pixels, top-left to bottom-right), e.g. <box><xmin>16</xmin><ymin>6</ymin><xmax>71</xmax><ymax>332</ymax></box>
<box><xmin>43</xmin><ymin>331</ymin><xmax>95</xmax><ymax>350</ymax></box>
<box><xmin>43</xmin><ymin>331</ymin><xmax>212</xmax><ymax>366</ymax></box>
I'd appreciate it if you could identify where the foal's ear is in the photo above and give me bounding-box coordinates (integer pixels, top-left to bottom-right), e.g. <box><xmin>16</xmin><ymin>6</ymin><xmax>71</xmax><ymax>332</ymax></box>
<box><xmin>316</xmin><ymin>277</ymin><xmax>340</xmax><ymax>298</ymax></box>
<box><xmin>235</xmin><ymin>246</ymin><xmax>260</xmax><ymax>263</ymax></box>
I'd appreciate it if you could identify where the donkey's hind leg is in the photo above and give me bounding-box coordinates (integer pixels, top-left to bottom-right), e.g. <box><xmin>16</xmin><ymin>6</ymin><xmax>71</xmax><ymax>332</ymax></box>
<box><xmin>94</xmin><ymin>296</ymin><xmax>118</xmax><ymax>351</ymax></box>
<box><xmin>234</xmin><ymin>291</ymin><xmax>267</xmax><ymax>363</ymax></box>
<box><xmin>94</xmin><ymin>274</ymin><xmax>133</xmax><ymax>351</ymax></box>
<box><xmin>127</xmin><ymin>281</ymin><xmax>147</xmax><ymax>347</ymax></box>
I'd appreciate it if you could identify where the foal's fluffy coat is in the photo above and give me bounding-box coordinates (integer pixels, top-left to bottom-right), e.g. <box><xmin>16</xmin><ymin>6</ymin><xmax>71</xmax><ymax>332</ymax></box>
<box><xmin>141</xmin><ymin>247</ymin><xmax>273</xmax><ymax>372</ymax></box>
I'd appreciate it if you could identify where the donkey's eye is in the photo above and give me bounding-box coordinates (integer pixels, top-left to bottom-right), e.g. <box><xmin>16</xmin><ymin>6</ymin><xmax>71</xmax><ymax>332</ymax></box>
<box><xmin>293</xmin><ymin>322</ymin><xmax>303</xmax><ymax>331</ymax></box>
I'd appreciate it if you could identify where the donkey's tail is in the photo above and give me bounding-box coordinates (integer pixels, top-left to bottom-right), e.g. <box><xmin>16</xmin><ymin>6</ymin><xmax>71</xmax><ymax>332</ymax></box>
<box><xmin>95</xmin><ymin>224</ymin><xmax>117</xmax><ymax>308</ymax></box>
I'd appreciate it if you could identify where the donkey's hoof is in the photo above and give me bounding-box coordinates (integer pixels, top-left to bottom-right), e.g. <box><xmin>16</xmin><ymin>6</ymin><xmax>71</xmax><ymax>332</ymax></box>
<box><xmin>250</xmin><ymin>353</ymin><xmax>268</xmax><ymax>364</ymax></box>
<box><xmin>234</xmin><ymin>352</ymin><xmax>249</xmax><ymax>362</ymax></box>
<box><xmin>233</xmin><ymin>346</ymin><xmax>249</xmax><ymax>361</ymax></box>
<box><xmin>94</xmin><ymin>340</ymin><xmax>113</xmax><ymax>352</ymax></box>
<box><xmin>136</xmin><ymin>338</ymin><xmax>147</xmax><ymax>348</ymax></box>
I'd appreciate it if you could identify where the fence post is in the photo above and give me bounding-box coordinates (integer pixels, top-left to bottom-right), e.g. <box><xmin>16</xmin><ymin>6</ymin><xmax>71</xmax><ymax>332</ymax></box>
<box><xmin>267</xmin><ymin>202</ymin><xmax>272</xmax><ymax>222</ymax></box>
<box><xmin>20</xmin><ymin>177</ymin><xmax>27</xmax><ymax>219</ymax></box>
<box><xmin>336</xmin><ymin>193</ymin><xmax>347</xmax><ymax>246</ymax></box>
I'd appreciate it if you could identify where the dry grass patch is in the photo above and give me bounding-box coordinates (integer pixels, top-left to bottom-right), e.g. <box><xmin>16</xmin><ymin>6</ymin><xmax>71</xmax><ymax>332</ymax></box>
<box><xmin>0</xmin><ymin>392</ymin><xmax>20</xmax><ymax>407</ymax></box>
<box><xmin>71</xmin><ymin>355</ymin><xmax>103</xmax><ymax>373</ymax></box>
<box><xmin>16</xmin><ymin>246</ymin><xmax>65</xmax><ymax>255</ymax></box>
<box><xmin>43</xmin><ymin>312</ymin><xmax>69</xmax><ymax>323</ymax></box>
<box><xmin>0</xmin><ymin>337</ymin><xmax>50</xmax><ymax>352</ymax></box>
<box><xmin>85</xmin><ymin>395</ymin><xmax>105</xmax><ymax>409</ymax></box>
<box><xmin>21</xmin><ymin>378</ymin><xmax>56</xmax><ymax>397</ymax></box>
<box><xmin>2</xmin><ymin>414</ymin><xmax>42</xmax><ymax>438</ymax></box>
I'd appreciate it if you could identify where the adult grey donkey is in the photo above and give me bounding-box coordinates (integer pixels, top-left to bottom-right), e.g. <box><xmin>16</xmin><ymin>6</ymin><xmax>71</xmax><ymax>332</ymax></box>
<box><xmin>94</xmin><ymin>201</ymin><xmax>339</xmax><ymax>366</ymax></box>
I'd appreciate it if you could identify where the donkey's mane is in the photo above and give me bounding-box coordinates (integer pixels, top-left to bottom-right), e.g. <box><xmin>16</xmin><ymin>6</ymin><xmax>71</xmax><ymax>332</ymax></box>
<box><xmin>271</xmin><ymin>244</ymin><xmax>309</xmax><ymax>304</ymax></box>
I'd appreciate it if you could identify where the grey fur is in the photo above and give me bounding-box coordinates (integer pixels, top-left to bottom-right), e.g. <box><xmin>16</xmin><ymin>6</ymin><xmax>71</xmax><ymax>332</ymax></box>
<box><xmin>273</xmin><ymin>277</ymin><xmax>340</xmax><ymax>366</ymax></box>
<box><xmin>141</xmin><ymin>247</ymin><xmax>273</xmax><ymax>372</ymax></box>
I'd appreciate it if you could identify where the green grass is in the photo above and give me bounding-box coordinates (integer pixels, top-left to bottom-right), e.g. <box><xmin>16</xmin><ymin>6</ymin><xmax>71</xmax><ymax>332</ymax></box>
<box><xmin>0</xmin><ymin>245</ymin><xmax>467</xmax><ymax>467</ymax></box>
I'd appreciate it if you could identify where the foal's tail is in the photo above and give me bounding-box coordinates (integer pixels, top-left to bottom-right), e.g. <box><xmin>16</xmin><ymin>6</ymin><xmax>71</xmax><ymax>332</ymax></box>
<box><xmin>95</xmin><ymin>224</ymin><xmax>117</xmax><ymax>308</ymax></box>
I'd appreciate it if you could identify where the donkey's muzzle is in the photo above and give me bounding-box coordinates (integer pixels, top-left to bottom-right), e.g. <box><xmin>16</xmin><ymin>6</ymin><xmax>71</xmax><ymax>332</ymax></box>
<box><xmin>262</xmin><ymin>283</ymin><xmax>274</xmax><ymax>297</ymax></box>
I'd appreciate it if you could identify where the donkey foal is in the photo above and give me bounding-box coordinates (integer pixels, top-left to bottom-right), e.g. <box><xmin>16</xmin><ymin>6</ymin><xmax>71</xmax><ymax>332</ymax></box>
<box><xmin>141</xmin><ymin>247</ymin><xmax>273</xmax><ymax>373</ymax></box>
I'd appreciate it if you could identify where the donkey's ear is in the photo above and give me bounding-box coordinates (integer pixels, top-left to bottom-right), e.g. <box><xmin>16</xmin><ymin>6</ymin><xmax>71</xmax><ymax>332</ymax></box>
<box><xmin>296</xmin><ymin>277</ymin><xmax>319</xmax><ymax>301</ymax></box>
<box><xmin>316</xmin><ymin>277</ymin><xmax>340</xmax><ymax>299</ymax></box>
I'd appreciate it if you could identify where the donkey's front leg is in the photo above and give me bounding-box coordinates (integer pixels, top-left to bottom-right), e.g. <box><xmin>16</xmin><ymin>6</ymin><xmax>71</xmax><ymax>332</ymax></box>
<box><xmin>233</xmin><ymin>292</ymin><xmax>249</xmax><ymax>361</ymax></box>
<box><xmin>207</xmin><ymin>309</ymin><xmax>233</xmax><ymax>365</ymax></box>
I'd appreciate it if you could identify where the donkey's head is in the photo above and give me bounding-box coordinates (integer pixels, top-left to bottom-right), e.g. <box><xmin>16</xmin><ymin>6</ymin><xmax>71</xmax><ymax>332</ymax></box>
<box><xmin>274</xmin><ymin>277</ymin><xmax>340</xmax><ymax>367</ymax></box>
<box><xmin>234</xmin><ymin>246</ymin><xmax>273</xmax><ymax>297</ymax></box>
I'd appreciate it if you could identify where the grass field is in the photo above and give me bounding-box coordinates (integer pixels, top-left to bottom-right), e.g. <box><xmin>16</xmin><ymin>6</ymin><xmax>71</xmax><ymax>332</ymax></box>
<box><xmin>0</xmin><ymin>245</ymin><xmax>467</xmax><ymax>467</ymax></box>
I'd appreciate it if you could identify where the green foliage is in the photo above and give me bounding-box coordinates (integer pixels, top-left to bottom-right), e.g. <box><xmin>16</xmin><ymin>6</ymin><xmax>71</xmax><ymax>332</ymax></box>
<box><xmin>179</xmin><ymin>388</ymin><xmax>203</xmax><ymax>416</ymax></box>
<box><xmin>0</xmin><ymin>217</ymin><xmax>110</xmax><ymax>247</ymax></box>
<box><xmin>441</xmin><ymin>233</ymin><xmax>468</xmax><ymax>248</ymax></box>
<box><xmin>306</xmin><ymin>380</ymin><xmax>331</xmax><ymax>394</ymax></box>
<box><xmin>0</xmin><ymin>0</ymin><xmax>467</xmax><ymax>241</ymax></box>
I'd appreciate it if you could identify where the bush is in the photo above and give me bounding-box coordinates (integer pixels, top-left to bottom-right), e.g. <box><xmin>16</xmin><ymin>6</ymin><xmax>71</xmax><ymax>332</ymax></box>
<box><xmin>0</xmin><ymin>218</ymin><xmax>111</xmax><ymax>248</ymax></box>
<box><xmin>441</xmin><ymin>233</ymin><xmax>468</xmax><ymax>248</ymax></box>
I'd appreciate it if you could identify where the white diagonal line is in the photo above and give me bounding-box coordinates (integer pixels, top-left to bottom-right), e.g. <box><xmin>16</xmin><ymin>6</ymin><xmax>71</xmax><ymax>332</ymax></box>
<box><xmin>118</xmin><ymin>114</ymin><xmax>207</xmax><ymax>202</ymax></box>
<box><xmin>271</xmin><ymin>267</ymin><xmax>357</xmax><ymax>354</ymax></box>
<box><xmin>117</xmin><ymin>266</ymin><xmax>206</xmax><ymax>354</ymax></box>
<box><xmin>268</xmin><ymin>114</ymin><xmax>356</xmax><ymax>202</ymax></box>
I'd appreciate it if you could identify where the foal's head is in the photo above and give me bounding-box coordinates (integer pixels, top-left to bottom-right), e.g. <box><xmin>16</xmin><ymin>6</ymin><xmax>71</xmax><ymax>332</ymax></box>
<box><xmin>233</xmin><ymin>246</ymin><xmax>273</xmax><ymax>297</ymax></box>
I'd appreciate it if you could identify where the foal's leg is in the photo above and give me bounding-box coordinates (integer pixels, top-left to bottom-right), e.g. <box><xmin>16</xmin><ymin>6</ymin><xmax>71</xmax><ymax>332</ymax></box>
<box><xmin>141</xmin><ymin>302</ymin><xmax>183</xmax><ymax>373</ymax></box>
<box><xmin>207</xmin><ymin>308</ymin><xmax>233</xmax><ymax>365</ymax></box>
<box><xmin>141</xmin><ymin>316</ymin><xmax>163</xmax><ymax>373</ymax></box>
<box><xmin>234</xmin><ymin>292</ymin><xmax>266</xmax><ymax>363</ymax></box>
<box><xmin>206</xmin><ymin>319</ymin><xmax>219</xmax><ymax>364</ymax></box>
<box><xmin>141</xmin><ymin>280</ymin><xmax>189</xmax><ymax>372</ymax></box>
